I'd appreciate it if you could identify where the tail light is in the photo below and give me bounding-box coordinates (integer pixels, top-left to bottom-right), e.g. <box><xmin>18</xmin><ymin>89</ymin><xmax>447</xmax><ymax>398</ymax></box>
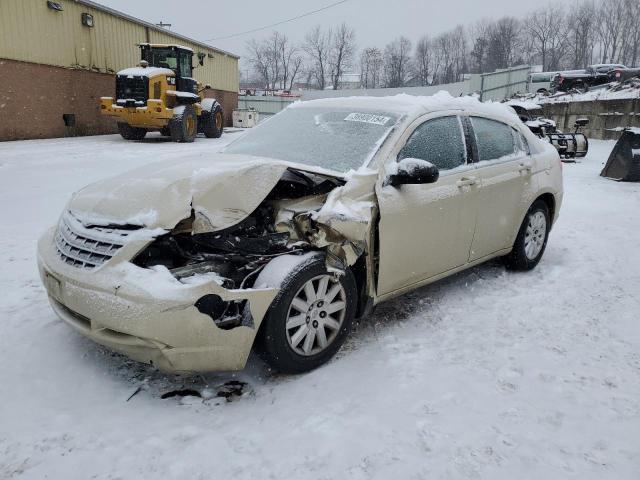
<box><xmin>616</xmin><ymin>71</ymin><xmax>622</xmax><ymax>78</ymax></box>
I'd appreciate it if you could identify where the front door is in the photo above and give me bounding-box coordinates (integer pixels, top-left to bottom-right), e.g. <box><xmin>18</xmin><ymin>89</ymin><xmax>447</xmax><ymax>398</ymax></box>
<box><xmin>376</xmin><ymin>115</ymin><xmax>479</xmax><ymax>296</ymax></box>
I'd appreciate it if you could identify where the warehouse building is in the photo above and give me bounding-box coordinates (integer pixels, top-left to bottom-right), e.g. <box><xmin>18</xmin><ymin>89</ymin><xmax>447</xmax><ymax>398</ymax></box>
<box><xmin>0</xmin><ymin>0</ymin><xmax>239</xmax><ymax>141</ymax></box>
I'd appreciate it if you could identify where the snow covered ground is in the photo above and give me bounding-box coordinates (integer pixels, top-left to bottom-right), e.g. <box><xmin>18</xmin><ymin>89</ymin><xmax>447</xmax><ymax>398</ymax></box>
<box><xmin>1</xmin><ymin>133</ymin><xmax>639</xmax><ymax>479</ymax></box>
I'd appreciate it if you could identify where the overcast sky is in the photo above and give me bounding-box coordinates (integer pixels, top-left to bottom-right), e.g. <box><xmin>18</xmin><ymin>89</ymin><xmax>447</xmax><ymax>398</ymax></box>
<box><xmin>98</xmin><ymin>0</ymin><xmax>560</xmax><ymax>66</ymax></box>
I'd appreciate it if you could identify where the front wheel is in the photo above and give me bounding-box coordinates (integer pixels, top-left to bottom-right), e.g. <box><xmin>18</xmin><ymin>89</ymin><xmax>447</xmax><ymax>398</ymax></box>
<box><xmin>504</xmin><ymin>200</ymin><xmax>550</xmax><ymax>271</ymax></box>
<box><xmin>257</xmin><ymin>256</ymin><xmax>357</xmax><ymax>373</ymax></box>
<box><xmin>169</xmin><ymin>105</ymin><xmax>197</xmax><ymax>143</ymax></box>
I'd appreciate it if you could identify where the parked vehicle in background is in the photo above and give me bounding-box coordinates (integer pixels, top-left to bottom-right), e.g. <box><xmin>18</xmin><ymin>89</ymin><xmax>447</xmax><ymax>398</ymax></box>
<box><xmin>527</xmin><ymin>72</ymin><xmax>557</xmax><ymax>94</ymax></box>
<box><xmin>38</xmin><ymin>94</ymin><xmax>563</xmax><ymax>374</ymax></box>
<box><xmin>608</xmin><ymin>67</ymin><xmax>640</xmax><ymax>83</ymax></box>
<box><xmin>551</xmin><ymin>64</ymin><xmax>626</xmax><ymax>93</ymax></box>
<box><xmin>100</xmin><ymin>43</ymin><xmax>224</xmax><ymax>143</ymax></box>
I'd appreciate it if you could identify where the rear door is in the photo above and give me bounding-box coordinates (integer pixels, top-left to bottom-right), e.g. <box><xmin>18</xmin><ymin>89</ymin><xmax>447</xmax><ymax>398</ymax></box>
<box><xmin>466</xmin><ymin>116</ymin><xmax>534</xmax><ymax>261</ymax></box>
<box><xmin>376</xmin><ymin>114</ymin><xmax>479</xmax><ymax>295</ymax></box>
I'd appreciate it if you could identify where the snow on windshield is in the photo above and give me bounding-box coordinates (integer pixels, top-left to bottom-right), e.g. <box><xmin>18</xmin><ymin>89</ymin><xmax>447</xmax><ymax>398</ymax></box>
<box><xmin>224</xmin><ymin>107</ymin><xmax>399</xmax><ymax>172</ymax></box>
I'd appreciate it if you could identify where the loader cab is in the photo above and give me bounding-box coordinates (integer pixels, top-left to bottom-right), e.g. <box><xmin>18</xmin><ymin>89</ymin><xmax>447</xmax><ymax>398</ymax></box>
<box><xmin>139</xmin><ymin>44</ymin><xmax>197</xmax><ymax>94</ymax></box>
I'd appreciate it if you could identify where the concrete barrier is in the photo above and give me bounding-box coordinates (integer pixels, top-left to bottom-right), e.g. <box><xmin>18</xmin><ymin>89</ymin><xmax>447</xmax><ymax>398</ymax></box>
<box><xmin>540</xmin><ymin>98</ymin><xmax>640</xmax><ymax>140</ymax></box>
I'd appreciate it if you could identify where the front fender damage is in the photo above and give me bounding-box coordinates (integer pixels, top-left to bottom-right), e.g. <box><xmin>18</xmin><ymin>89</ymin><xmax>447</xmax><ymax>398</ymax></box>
<box><xmin>129</xmin><ymin>166</ymin><xmax>379</xmax><ymax>333</ymax></box>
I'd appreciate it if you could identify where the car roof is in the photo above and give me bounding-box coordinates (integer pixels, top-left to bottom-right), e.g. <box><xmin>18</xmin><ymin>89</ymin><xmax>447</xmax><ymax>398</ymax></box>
<box><xmin>290</xmin><ymin>92</ymin><xmax>520</xmax><ymax>124</ymax></box>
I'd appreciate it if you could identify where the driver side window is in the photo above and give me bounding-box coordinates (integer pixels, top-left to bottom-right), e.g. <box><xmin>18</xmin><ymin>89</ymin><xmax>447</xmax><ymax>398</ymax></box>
<box><xmin>398</xmin><ymin>116</ymin><xmax>467</xmax><ymax>171</ymax></box>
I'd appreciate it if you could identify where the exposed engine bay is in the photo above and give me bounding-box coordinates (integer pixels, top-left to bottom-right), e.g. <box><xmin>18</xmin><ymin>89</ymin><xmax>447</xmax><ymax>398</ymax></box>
<box><xmin>132</xmin><ymin>168</ymin><xmax>354</xmax><ymax>329</ymax></box>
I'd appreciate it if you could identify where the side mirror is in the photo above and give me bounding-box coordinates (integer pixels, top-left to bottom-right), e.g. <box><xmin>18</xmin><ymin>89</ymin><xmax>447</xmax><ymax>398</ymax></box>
<box><xmin>575</xmin><ymin>118</ymin><xmax>589</xmax><ymax>127</ymax></box>
<box><xmin>387</xmin><ymin>158</ymin><xmax>439</xmax><ymax>187</ymax></box>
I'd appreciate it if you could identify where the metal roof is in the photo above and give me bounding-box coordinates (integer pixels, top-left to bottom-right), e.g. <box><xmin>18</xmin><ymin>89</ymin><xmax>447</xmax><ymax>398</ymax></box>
<box><xmin>75</xmin><ymin>0</ymin><xmax>240</xmax><ymax>59</ymax></box>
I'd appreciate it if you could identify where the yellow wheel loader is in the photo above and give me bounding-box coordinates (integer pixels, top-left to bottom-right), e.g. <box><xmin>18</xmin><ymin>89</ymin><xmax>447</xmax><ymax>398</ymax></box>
<box><xmin>100</xmin><ymin>44</ymin><xmax>224</xmax><ymax>142</ymax></box>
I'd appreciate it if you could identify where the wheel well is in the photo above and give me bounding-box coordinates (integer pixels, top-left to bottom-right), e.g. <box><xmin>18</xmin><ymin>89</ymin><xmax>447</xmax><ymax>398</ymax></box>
<box><xmin>536</xmin><ymin>193</ymin><xmax>556</xmax><ymax>225</ymax></box>
<box><xmin>350</xmin><ymin>253</ymin><xmax>373</xmax><ymax>319</ymax></box>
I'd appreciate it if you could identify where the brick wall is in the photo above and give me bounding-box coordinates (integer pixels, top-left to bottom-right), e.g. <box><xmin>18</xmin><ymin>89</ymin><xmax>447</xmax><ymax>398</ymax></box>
<box><xmin>0</xmin><ymin>58</ymin><xmax>238</xmax><ymax>141</ymax></box>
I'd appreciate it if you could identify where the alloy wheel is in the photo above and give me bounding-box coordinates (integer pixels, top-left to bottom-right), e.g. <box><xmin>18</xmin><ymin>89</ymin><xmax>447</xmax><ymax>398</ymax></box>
<box><xmin>524</xmin><ymin>211</ymin><xmax>547</xmax><ymax>260</ymax></box>
<box><xmin>285</xmin><ymin>274</ymin><xmax>347</xmax><ymax>356</ymax></box>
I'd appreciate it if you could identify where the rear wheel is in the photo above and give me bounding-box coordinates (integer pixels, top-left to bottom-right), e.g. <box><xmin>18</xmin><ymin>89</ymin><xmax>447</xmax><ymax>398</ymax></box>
<box><xmin>257</xmin><ymin>257</ymin><xmax>357</xmax><ymax>373</ymax></box>
<box><xmin>169</xmin><ymin>105</ymin><xmax>197</xmax><ymax>143</ymax></box>
<box><xmin>117</xmin><ymin>123</ymin><xmax>146</xmax><ymax>141</ymax></box>
<box><xmin>504</xmin><ymin>200</ymin><xmax>550</xmax><ymax>271</ymax></box>
<box><xmin>201</xmin><ymin>105</ymin><xmax>224</xmax><ymax>138</ymax></box>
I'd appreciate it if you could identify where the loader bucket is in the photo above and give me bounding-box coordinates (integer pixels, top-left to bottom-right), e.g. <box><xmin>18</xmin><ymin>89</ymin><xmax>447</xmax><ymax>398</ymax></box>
<box><xmin>600</xmin><ymin>129</ymin><xmax>640</xmax><ymax>182</ymax></box>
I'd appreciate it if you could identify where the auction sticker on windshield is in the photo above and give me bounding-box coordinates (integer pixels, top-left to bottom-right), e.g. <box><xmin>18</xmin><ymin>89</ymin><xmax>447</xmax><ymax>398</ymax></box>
<box><xmin>344</xmin><ymin>113</ymin><xmax>391</xmax><ymax>126</ymax></box>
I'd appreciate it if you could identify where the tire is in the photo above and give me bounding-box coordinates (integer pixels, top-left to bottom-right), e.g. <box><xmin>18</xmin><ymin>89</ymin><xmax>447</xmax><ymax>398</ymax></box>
<box><xmin>169</xmin><ymin>105</ymin><xmax>197</xmax><ymax>143</ymax></box>
<box><xmin>160</xmin><ymin>126</ymin><xmax>171</xmax><ymax>137</ymax></box>
<box><xmin>117</xmin><ymin>123</ymin><xmax>146</xmax><ymax>141</ymax></box>
<box><xmin>257</xmin><ymin>256</ymin><xmax>357</xmax><ymax>374</ymax></box>
<box><xmin>201</xmin><ymin>104</ymin><xmax>224</xmax><ymax>138</ymax></box>
<box><xmin>504</xmin><ymin>200</ymin><xmax>550</xmax><ymax>271</ymax></box>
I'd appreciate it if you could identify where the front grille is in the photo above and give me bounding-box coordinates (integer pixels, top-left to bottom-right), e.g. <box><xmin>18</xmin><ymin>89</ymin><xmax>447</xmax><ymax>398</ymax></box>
<box><xmin>115</xmin><ymin>75</ymin><xmax>148</xmax><ymax>106</ymax></box>
<box><xmin>55</xmin><ymin>212</ymin><xmax>132</xmax><ymax>269</ymax></box>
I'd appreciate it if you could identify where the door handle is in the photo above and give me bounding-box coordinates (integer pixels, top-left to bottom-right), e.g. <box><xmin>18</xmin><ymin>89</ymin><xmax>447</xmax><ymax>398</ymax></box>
<box><xmin>518</xmin><ymin>161</ymin><xmax>533</xmax><ymax>173</ymax></box>
<box><xmin>456</xmin><ymin>176</ymin><xmax>477</xmax><ymax>187</ymax></box>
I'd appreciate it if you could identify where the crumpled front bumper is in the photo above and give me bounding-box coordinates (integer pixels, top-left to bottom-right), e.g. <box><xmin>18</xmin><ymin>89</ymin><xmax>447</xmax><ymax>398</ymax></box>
<box><xmin>37</xmin><ymin>227</ymin><xmax>279</xmax><ymax>373</ymax></box>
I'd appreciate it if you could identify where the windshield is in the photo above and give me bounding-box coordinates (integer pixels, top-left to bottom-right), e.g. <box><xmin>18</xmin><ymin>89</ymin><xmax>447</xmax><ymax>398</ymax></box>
<box><xmin>224</xmin><ymin>107</ymin><xmax>400</xmax><ymax>172</ymax></box>
<box><xmin>144</xmin><ymin>48</ymin><xmax>177</xmax><ymax>70</ymax></box>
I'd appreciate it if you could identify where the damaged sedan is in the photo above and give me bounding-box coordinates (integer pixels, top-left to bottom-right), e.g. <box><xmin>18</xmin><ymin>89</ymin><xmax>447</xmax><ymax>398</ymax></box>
<box><xmin>38</xmin><ymin>93</ymin><xmax>563</xmax><ymax>374</ymax></box>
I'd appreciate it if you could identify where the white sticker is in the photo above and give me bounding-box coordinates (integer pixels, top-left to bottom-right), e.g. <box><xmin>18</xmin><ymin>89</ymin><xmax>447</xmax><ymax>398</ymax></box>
<box><xmin>344</xmin><ymin>113</ymin><xmax>391</xmax><ymax>126</ymax></box>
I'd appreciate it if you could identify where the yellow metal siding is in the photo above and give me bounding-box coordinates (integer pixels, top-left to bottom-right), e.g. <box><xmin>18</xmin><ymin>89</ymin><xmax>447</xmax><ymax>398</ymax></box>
<box><xmin>0</xmin><ymin>0</ymin><xmax>238</xmax><ymax>92</ymax></box>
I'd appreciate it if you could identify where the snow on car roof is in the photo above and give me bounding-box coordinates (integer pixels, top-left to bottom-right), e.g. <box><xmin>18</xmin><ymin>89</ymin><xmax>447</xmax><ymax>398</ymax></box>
<box><xmin>117</xmin><ymin>67</ymin><xmax>175</xmax><ymax>77</ymax></box>
<box><xmin>290</xmin><ymin>91</ymin><xmax>520</xmax><ymax>122</ymax></box>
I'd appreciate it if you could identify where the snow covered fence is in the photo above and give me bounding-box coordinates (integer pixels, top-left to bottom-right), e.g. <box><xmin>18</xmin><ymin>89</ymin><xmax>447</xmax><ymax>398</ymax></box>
<box><xmin>541</xmin><ymin>98</ymin><xmax>640</xmax><ymax>140</ymax></box>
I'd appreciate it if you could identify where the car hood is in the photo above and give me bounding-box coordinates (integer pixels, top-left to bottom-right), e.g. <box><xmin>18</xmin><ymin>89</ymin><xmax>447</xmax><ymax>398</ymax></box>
<box><xmin>67</xmin><ymin>153</ymin><xmax>343</xmax><ymax>233</ymax></box>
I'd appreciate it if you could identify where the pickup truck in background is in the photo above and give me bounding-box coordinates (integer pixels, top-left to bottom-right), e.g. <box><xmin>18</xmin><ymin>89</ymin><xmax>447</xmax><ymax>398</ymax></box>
<box><xmin>551</xmin><ymin>64</ymin><xmax>626</xmax><ymax>93</ymax></box>
<box><xmin>608</xmin><ymin>67</ymin><xmax>640</xmax><ymax>83</ymax></box>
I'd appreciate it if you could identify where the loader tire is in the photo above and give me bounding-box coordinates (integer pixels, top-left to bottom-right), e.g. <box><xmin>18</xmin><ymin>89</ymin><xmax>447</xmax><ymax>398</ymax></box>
<box><xmin>117</xmin><ymin>123</ymin><xmax>147</xmax><ymax>141</ymax></box>
<box><xmin>201</xmin><ymin>104</ymin><xmax>224</xmax><ymax>138</ymax></box>
<box><xmin>169</xmin><ymin>105</ymin><xmax>197</xmax><ymax>143</ymax></box>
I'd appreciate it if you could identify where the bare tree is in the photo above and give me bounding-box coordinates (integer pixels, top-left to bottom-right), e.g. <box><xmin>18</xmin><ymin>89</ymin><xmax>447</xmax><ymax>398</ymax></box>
<box><xmin>567</xmin><ymin>0</ymin><xmax>597</xmax><ymax>69</ymax></box>
<box><xmin>278</xmin><ymin>34</ymin><xmax>304</xmax><ymax>90</ymax></box>
<box><xmin>303</xmin><ymin>25</ymin><xmax>332</xmax><ymax>89</ymax></box>
<box><xmin>329</xmin><ymin>22</ymin><xmax>356</xmax><ymax>90</ymax></box>
<box><xmin>360</xmin><ymin>47</ymin><xmax>383</xmax><ymax>88</ymax></box>
<box><xmin>619</xmin><ymin>0</ymin><xmax>640</xmax><ymax>66</ymax></box>
<box><xmin>451</xmin><ymin>25</ymin><xmax>468</xmax><ymax>82</ymax></box>
<box><xmin>469</xmin><ymin>20</ymin><xmax>492</xmax><ymax>73</ymax></box>
<box><xmin>286</xmin><ymin>56</ymin><xmax>304</xmax><ymax>90</ymax></box>
<box><xmin>246</xmin><ymin>37</ymin><xmax>274</xmax><ymax>89</ymax></box>
<box><xmin>526</xmin><ymin>5</ymin><xmax>568</xmax><ymax>71</ymax></box>
<box><xmin>597</xmin><ymin>0</ymin><xmax>625</xmax><ymax>63</ymax></box>
<box><xmin>485</xmin><ymin>17</ymin><xmax>522</xmax><ymax>71</ymax></box>
<box><xmin>383</xmin><ymin>37</ymin><xmax>412</xmax><ymax>88</ymax></box>
<box><xmin>413</xmin><ymin>36</ymin><xmax>433</xmax><ymax>86</ymax></box>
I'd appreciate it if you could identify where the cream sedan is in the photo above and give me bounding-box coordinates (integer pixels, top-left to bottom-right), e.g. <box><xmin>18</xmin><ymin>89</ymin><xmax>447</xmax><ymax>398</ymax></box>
<box><xmin>38</xmin><ymin>93</ymin><xmax>563</xmax><ymax>374</ymax></box>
